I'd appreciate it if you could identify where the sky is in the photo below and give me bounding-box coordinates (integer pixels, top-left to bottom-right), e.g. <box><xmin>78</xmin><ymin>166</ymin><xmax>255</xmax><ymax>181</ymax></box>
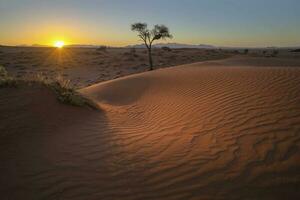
<box><xmin>0</xmin><ymin>0</ymin><xmax>299</xmax><ymax>47</ymax></box>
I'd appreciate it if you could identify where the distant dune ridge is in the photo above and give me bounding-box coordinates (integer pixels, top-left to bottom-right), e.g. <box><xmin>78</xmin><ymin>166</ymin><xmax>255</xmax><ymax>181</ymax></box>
<box><xmin>126</xmin><ymin>43</ymin><xmax>216</xmax><ymax>49</ymax></box>
<box><xmin>1</xmin><ymin>56</ymin><xmax>300</xmax><ymax>199</ymax></box>
<box><xmin>6</xmin><ymin>43</ymin><xmax>300</xmax><ymax>50</ymax></box>
<box><xmin>9</xmin><ymin>43</ymin><xmax>217</xmax><ymax>49</ymax></box>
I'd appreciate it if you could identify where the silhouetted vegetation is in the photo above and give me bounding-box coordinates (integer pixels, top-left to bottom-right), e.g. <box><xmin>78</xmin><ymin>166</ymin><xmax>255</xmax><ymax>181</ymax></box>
<box><xmin>0</xmin><ymin>65</ymin><xmax>17</xmax><ymax>87</ymax></box>
<box><xmin>0</xmin><ymin>65</ymin><xmax>8</xmax><ymax>77</ymax></box>
<box><xmin>48</xmin><ymin>80</ymin><xmax>96</xmax><ymax>108</ymax></box>
<box><xmin>0</xmin><ymin>66</ymin><xmax>96</xmax><ymax>108</ymax></box>
<box><xmin>162</xmin><ymin>46</ymin><xmax>172</xmax><ymax>52</ymax></box>
<box><xmin>35</xmin><ymin>74</ymin><xmax>96</xmax><ymax>108</ymax></box>
<box><xmin>244</xmin><ymin>49</ymin><xmax>249</xmax><ymax>54</ymax></box>
<box><xmin>272</xmin><ymin>50</ymin><xmax>279</xmax><ymax>57</ymax></box>
<box><xmin>290</xmin><ymin>49</ymin><xmax>300</xmax><ymax>53</ymax></box>
<box><xmin>130</xmin><ymin>48</ymin><xmax>136</xmax><ymax>54</ymax></box>
<box><xmin>131</xmin><ymin>22</ymin><xmax>172</xmax><ymax>70</ymax></box>
<box><xmin>97</xmin><ymin>46</ymin><xmax>107</xmax><ymax>52</ymax></box>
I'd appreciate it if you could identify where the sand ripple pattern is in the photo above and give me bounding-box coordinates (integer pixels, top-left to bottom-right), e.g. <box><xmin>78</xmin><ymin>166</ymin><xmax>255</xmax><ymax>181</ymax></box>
<box><xmin>82</xmin><ymin>59</ymin><xmax>300</xmax><ymax>199</ymax></box>
<box><xmin>1</xmin><ymin>57</ymin><xmax>300</xmax><ymax>199</ymax></box>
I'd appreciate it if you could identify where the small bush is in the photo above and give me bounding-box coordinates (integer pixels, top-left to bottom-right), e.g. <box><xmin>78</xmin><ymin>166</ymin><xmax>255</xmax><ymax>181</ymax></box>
<box><xmin>0</xmin><ymin>65</ymin><xmax>8</xmax><ymax>77</ymax></box>
<box><xmin>272</xmin><ymin>50</ymin><xmax>279</xmax><ymax>57</ymax></box>
<box><xmin>39</xmin><ymin>75</ymin><xmax>92</xmax><ymax>107</ymax></box>
<box><xmin>162</xmin><ymin>46</ymin><xmax>172</xmax><ymax>52</ymax></box>
<box><xmin>51</xmin><ymin>83</ymin><xmax>85</xmax><ymax>106</ymax></box>
<box><xmin>0</xmin><ymin>77</ymin><xmax>18</xmax><ymax>88</ymax></box>
<box><xmin>0</xmin><ymin>65</ymin><xmax>18</xmax><ymax>88</ymax></box>
<box><xmin>97</xmin><ymin>46</ymin><xmax>107</xmax><ymax>52</ymax></box>
<box><xmin>290</xmin><ymin>49</ymin><xmax>300</xmax><ymax>53</ymax></box>
<box><xmin>244</xmin><ymin>49</ymin><xmax>249</xmax><ymax>54</ymax></box>
<box><xmin>0</xmin><ymin>70</ymin><xmax>96</xmax><ymax>108</ymax></box>
<box><xmin>130</xmin><ymin>48</ymin><xmax>136</xmax><ymax>54</ymax></box>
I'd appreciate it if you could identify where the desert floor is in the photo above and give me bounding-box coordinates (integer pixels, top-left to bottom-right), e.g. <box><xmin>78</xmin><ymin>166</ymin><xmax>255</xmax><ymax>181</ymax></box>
<box><xmin>1</xmin><ymin>50</ymin><xmax>300</xmax><ymax>199</ymax></box>
<box><xmin>0</xmin><ymin>47</ymin><xmax>231</xmax><ymax>88</ymax></box>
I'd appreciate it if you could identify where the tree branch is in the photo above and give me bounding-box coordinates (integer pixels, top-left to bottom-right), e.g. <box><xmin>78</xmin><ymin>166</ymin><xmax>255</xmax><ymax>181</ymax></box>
<box><xmin>138</xmin><ymin>33</ymin><xmax>149</xmax><ymax>49</ymax></box>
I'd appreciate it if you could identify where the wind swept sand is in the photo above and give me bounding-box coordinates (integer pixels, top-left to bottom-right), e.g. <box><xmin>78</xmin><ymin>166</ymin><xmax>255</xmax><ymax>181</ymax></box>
<box><xmin>1</xmin><ymin>56</ymin><xmax>300</xmax><ymax>199</ymax></box>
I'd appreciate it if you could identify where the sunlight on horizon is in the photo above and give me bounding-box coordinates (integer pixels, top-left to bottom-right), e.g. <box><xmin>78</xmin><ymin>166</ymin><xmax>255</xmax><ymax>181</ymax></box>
<box><xmin>0</xmin><ymin>0</ymin><xmax>299</xmax><ymax>47</ymax></box>
<box><xmin>54</xmin><ymin>41</ymin><xmax>65</xmax><ymax>48</ymax></box>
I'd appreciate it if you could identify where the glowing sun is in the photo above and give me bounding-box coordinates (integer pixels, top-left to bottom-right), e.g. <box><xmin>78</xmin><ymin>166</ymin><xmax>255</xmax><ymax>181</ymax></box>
<box><xmin>54</xmin><ymin>41</ymin><xmax>65</xmax><ymax>48</ymax></box>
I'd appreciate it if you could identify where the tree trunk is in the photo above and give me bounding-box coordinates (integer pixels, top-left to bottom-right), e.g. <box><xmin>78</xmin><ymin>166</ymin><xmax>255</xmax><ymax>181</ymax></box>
<box><xmin>148</xmin><ymin>48</ymin><xmax>153</xmax><ymax>71</ymax></box>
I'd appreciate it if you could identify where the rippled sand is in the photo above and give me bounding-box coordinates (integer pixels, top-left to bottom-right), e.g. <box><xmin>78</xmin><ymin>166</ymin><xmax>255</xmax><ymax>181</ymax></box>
<box><xmin>1</xmin><ymin>57</ymin><xmax>300</xmax><ymax>199</ymax></box>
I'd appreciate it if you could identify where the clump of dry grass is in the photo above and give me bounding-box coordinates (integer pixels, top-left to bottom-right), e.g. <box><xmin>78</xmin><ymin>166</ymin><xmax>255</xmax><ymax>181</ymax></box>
<box><xmin>51</xmin><ymin>77</ymin><xmax>88</xmax><ymax>106</ymax></box>
<box><xmin>34</xmin><ymin>74</ymin><xmax>97</xmax><ymax>108</ymax></box>
<box><xmin>0</xmin><ymin>65</ymin><xmax>8</xmax><ymax>77</ymax></box>
<box><xmin>0</xmin><ymin>65</ymin><xmax>18</xmax><ymax>87</ymax></box>
<box><xmin>0</xmin><ymin>66</ymin><xmax>96</xmax><ymax>108</ymax></box>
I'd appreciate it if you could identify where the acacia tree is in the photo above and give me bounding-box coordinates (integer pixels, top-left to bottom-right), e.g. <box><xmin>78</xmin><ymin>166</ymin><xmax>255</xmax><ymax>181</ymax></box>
<box><xmin>131</xmin><ymin>22</ymin><xmax>172</xmax><ymax>70</ymax></box>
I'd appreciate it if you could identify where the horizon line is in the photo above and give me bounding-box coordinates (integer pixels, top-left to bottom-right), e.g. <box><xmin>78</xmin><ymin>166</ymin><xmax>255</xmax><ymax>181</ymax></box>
<box><xmin>1</xmin><ymin>43</ymin><xmax>300</xmax><ymax>49</ymax></box>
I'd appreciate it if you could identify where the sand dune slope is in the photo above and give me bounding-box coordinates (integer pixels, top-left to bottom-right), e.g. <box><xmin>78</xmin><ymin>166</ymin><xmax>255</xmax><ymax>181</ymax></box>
<box><xmin>1</xmin><ymin>57</ymin><xmax>300</xmax><ymax>199</ymax></box>
<box><xmin>80</xmin><ymin>57</ymin><xmax>300</xmax><ymax>199</ymax></box>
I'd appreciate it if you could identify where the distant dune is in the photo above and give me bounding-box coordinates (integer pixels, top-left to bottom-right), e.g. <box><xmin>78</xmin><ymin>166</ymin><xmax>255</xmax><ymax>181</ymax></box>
<box><xmin>127</xmin><ymin>43</ymin><xmax>216</xmax><ymax>49</ymax></box>
<box><xmin>1</xmin><ymin>56</ymin><xmax>300</xmax><ymax>199</ymax></box>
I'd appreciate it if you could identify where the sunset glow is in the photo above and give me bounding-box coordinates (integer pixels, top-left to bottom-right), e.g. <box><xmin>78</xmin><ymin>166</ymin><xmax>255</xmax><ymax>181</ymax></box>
<box><xmin>0</xmin><ymin>0</ymin><xmax>299</xmax><ymax>47</ymax></box>
<box><xmin>54</xmin><ymin>41</ymin><xmax>65</xmax><ymax>48</ymax></box>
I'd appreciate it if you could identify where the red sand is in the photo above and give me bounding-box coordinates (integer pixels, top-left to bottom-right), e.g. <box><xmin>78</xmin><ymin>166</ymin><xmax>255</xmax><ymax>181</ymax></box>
<box><xmin>1</xmin><ymin>56</ymin><xmax>300</xmax><ymax>199</ymax></box>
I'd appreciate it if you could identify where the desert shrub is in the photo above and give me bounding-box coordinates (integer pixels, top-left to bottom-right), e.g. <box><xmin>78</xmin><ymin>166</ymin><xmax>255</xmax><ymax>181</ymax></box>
<box><xmin>272</xmin><ymin>50</ymin><xmax>279</xmax><ymax>57</ymax></box>
<box><xmin>97</xmin><ymin>46</ymin><xmax>107</xmax><ymax>52</ymax></box>
<box><xmin>162</xmin><ymin>46</ymin><xmax>172</xmax><ymax>52</ymax></box>
<box><xmin>39</xmin><ymin>75</ymin><xmax>91</xmax><ymax>107</ymax></box>
<box><xmin>244</xmin><ymin>49</ymin><xmax>249</xmax><ymax>54</ymax></box>
<box><xmin>0</xmin><ymin>65</ymin><xmax>8</xmax><ymax>77</ymax></box>
<box><xmin>130</xmin><ymin>48</ymin><xmax>136</xmax><ymax>54</ymax></box>
<box><xmin>290</xmin><ymin>49</ymin><xmax>300</xmax><ymax>53</ymax></box>
<box><xmin>0</xmin><ymin>65</ymin><xmax>18</xmax><ymax>87</ymax></box>
<box><xmin>0</xmin><ymin>77</ymin><xmax>18</xmax><ymax>88</ymax></box>
<box><xmin>1</xmin><ymin>70</ymin><xmax>95</xmax><ymax>108</ymax></box>
<box><xmin>51</xmin><ymin>83</ymin><xmax>84</xmax><ymax>106</ymax></box>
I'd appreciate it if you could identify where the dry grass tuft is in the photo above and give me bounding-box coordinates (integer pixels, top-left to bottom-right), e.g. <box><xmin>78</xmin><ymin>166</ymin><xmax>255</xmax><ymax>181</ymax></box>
<box><xmin>0</xmin><ymin>65</ymin><xmax>18</xmax><ymax>87</ymax></box>
<box><xmin>0</xmin><ymin>66</ymin><xmax>97</xmax><ymax>108</ymax></box>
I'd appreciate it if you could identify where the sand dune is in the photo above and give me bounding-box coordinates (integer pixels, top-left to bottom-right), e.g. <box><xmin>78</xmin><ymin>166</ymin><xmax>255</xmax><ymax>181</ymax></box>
<box><xmin>1</xmin><ymin>57</ymin><xmax>300</xmax><ymax>199</ymax></box>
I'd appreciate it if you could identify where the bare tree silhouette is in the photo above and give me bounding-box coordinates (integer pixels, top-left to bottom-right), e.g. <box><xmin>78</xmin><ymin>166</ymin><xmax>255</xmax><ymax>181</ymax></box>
<box><xmin>131</xmin><ymin>22</ymin><xmax>172</xmax><ymax>70</ymax></box>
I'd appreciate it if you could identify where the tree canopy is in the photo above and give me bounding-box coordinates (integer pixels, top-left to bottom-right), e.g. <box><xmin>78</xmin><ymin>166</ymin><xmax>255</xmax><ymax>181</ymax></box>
<box><xmin>131</xmin><ymin>23</ymin><xmax>172</xmax><ymax>49</ymax></box>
